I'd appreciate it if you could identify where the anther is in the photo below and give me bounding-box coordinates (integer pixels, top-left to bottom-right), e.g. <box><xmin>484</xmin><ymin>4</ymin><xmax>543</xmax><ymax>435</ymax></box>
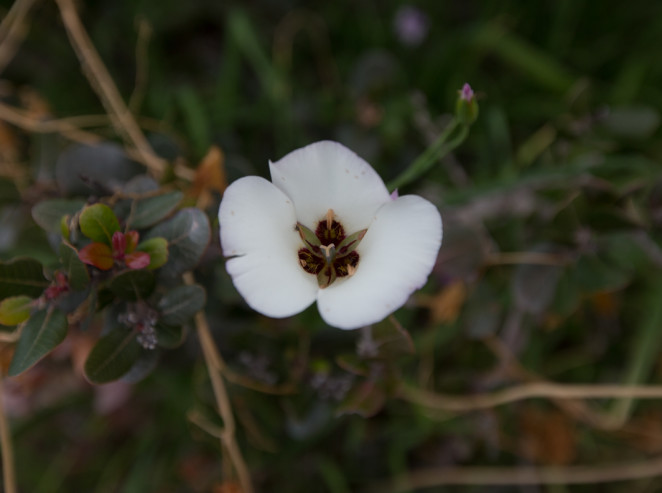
<box><xmin>326</xmin><ymin>209</ymin><xmax>334</xmax><ymax>229</ymax></box>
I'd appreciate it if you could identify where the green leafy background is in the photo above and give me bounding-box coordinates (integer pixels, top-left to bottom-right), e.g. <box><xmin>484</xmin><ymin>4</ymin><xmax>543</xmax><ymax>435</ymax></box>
<box><xmin>1</xmin><ymin>1</ymin><xmax>662</xmax><ymax>492</ymax></box>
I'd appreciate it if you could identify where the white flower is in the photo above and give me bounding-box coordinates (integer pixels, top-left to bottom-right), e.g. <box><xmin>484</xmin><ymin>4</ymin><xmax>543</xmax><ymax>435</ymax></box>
<box><xmin>218</xmin><ymin>141</ymin><xmax>442</xmax><ymax>330</ymax></box>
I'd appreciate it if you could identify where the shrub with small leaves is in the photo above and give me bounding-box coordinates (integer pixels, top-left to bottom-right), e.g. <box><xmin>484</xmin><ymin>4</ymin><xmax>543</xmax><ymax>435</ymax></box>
<box><xmin>7</xmin><ymin>169</ymin><xmax>211</xmax><ymax>383</ymax></box>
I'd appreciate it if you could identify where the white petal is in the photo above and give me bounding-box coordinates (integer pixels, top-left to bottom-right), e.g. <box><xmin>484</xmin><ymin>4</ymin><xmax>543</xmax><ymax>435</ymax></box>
<box><xmin>317</xmin><ymin>195</ymin><xmax>442</xmax><ymax>329</ymax></box>
<box><xmin>269</xmin><ymin>141</ymin><xmax>390</xmax><ymax>233</ymax></box>
<box><xmin>219</xmin><ymin>176</ymin><xmax>318</xmax><ymax>317</ymax></box>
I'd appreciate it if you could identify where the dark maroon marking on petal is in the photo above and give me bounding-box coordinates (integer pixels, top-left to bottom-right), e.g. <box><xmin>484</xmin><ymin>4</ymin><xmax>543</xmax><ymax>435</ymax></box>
<box><xmin>315</xmin><ymin>220</ymin><xmax>345</xmax><ymax>246</ymax></box>
<box><xmin>333</xmin><ymin>250</ymin><xmax>359</xmax><ymax>278</ymax></box>
<box><xmin>298</xmin><ymin>213</ymin><xmax>365</xmax><ymax>287</ymax></box>
<box><xmin>298</xmin><ymin>248</ymin><xmax>324</xmax><ymax>275</ymax></box>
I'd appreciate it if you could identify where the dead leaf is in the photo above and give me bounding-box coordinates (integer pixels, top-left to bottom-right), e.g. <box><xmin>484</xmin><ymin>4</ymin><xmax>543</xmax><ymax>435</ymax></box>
<box><xmin>518</xmin><ymin>406</ymin><xmax>576</xmax><ymax>465</ymax></box>
<box><xmin>0</xmin><ymin>343</ymin><xmax>15</xmax><ymax>375</ymax></box>
<box><xmin>190</xmin><ymin>145</ymin><xmax>227</xmax><ymax>209</ymax></box>
<box><xmin>419</xmin><ymin>280</ymin><xmax>466</xmax><ymax>324</ymax></box>
<box><xmin>620</xmin><ymin>410</ymin><xmax>662</xmax><ymax>453</ymax></box>
<box><xmin>590</xmin><ymin>291</ymin><xmax>620</xmax><ymax>318</ymax></box>
<box><xmin>212</xmin><ymin>481</ymin><xmax>243</xmax><ymax>493</ymax></box>
<box><xmin>18</xmin><ymin>86</ymin><xmax>52</xmax><ymax>119</ymax></box>
<box><xmin>0</xmin><ymin>121</ymin><xmax>20</xmax><ymax>163</ymax></box>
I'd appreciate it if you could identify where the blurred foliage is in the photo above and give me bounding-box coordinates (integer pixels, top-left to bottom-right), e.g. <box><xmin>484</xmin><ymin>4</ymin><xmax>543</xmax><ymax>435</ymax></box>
<box><xmin>1</xmin><ymin>0</ymin><xmax>662</xmax><ymax>492</ymax></box>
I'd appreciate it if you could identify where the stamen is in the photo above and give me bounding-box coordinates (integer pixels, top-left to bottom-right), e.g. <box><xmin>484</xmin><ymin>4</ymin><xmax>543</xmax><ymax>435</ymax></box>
<box><xmin>326</xmin><ymin>209</ymin><xmax>334</xmax><ymax>229</ymax></box>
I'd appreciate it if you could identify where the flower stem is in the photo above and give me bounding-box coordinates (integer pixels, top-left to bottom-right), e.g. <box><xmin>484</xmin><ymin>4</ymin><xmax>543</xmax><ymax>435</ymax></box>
<box><xmin>0</xmin><ymin>372</ymin><xmax>17</xmax><ymax>493</ymax></box>
<box><xmin>387</xmin><ymin>118</ymin><xmax>469</xmax><ymax>192</ymax></box>
<box><xmin>184</xmin><ymin>272</ymin><xmax>254</xmax><ymax>493</ymax></box>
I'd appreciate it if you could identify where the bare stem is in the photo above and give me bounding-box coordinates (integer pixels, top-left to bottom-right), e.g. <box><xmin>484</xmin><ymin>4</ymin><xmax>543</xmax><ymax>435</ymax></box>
<box><xmin>370</xmin><ymin>454</ymin><xmax>662</xmax><ymax>491</ymax></box>
<box><xmin>0</xmin><ymin>0</ymin><xmax>39</xmax><ymax>74</ymax></box>
<box><xmin>387</xmin><ymin>118</ymin><xmax>468</xmax><ymax>191</ymax></box>
<box><xmin>54</xmin><ymin>0</ymin><xmax>166</xmax><ymax>178</ymax></box>
<box><xmin>184</xmin><ymin>273</ymin><xmax>254</xmax><ymax>493</ymax></box>
<box><xmin>0</xmin><ymin>373</ymin><xmax>17</xmax><ymax>493</ymax></box>
<box><xmin>0</xmin><ymin>100</ymin><xmax>103</xmax><ymax>144</ymax></box>
<box><xmin>400</xmin><ymin>382</ymin><xmax>662</xmax><ymax>413</ymax></box>
<box><xmin>485</xmin><ymin>251</ymin><xmax>570</xmax><ymax>266</ymax></box>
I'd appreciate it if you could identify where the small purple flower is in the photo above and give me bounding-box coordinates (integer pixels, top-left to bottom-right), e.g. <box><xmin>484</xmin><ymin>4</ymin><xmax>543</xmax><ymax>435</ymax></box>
<box><xmin>456</xmin><ymin>83</ymin><xmax>479</xmax><ymax>125</ymax></box>
<box><xmin>394</xmin><ymin>6</ymin><xmax>429</xmax><ymax>47</ymax></box>
<box><xmin>460</xmin><ymin>83</ymin><xmax>474</xmax><ymax>102</ymax></box>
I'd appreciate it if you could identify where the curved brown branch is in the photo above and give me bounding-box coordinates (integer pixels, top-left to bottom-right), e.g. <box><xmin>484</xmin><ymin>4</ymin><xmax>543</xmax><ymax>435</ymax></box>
<box><xmin>54</xmin><ymin>0</ymin><xmax>165</xmax><ymax>178</ymax></box>
<box><xmin>184</xmin><ymin>273</ymin><xmax>254</xmax><ymax>493</ymax></box>
<box><xmin>370</xmin><ymin>454</ymin><xmax>662</xmax><ymax>491</ymax></box>
<box><xmin>399</xmin><ymin>382</ymin><xmax>662</xmax><ymax>413</ymax></box>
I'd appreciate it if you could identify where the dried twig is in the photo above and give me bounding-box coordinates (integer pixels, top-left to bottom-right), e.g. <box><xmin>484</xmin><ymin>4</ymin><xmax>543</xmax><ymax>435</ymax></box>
<box><xmin>128</xmin><ymin>17</ymin><xmax>152</xmax><ymax>113</ymax></box>
<box><xmin>482</xmin><ymin>336</ymin><xmax>623</xmax><ymax>429</ymax></box>
<box><xmin>0</xmin><ymin>373</ymin><xmax>17</xmax><ymax>493</ymax></box>
<box><xmin>184</xmin><ymin>272</ymin><xmax>254</xmax><ymax>493</ymax></box>
<box><xmin>0</xmin><ymin>0</ymin><xmax>39</xmax><ymax>74</ymax></box>
<box><xmin>53</xmin><ymin>0</ymin><xmax>165</xmax><ymax>177</ymax></box>
<box><xmin>370</xmin><ymin>454</ymin><xmax>662</xmax><ymax>491</ymax></box>
<box><xmin>399</xmin><ymin>381</ymin><xmax>662</xmax><ymax>413</ymax></box>
<box><xmin>0</xmin><ymin>100</ymin><xmax>103</xmax><ymax>144</ymax></box>
<box><xmin>485</xmin><ymin>251</ymin><xmax>570</xmax><ymax>266</ymax></box>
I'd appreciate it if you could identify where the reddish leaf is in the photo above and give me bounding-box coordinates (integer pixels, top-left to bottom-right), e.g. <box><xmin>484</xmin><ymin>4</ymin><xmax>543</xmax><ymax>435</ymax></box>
<box><xmin>112</xmin><ymin>231</ymin><xmax>126</xmax><ymax>256</ymax></box>
<box><xmin>125</xmin><ymin>251</ymin><xmax>150</xmax><ymax>270</ymax></box>
<box><xmin>78</xmin><ymin>243</ymin><xmax>114</xmax><ymax>270</ymax></box>
<box><xmin>125</xmin><ymin>230</ymin><xmax>139</xmax><ymax>252</ymax></box>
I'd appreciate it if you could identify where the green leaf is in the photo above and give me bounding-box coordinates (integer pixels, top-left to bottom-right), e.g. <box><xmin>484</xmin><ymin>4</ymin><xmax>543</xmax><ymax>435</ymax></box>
<box><xmin>84</xmin><ymin>325</ymin><xmax>142</xmax><ymax>384</ymax></box>
<box><xmin>609</xmin><ymin>278</ymin><xmax>662</xmax><ymax>425</ymax></box>
<box><xmin>602</xmin><ymin>105</ymin><xmax>660</xmax><ymax>140</ymax></box>
<box><xmin>109</xmin><ymin>270</ymin><xmax>155</xmax><ymax>301</ymax></box>
<box><xmin>574</xmin><ymin>253</ymin><xmax>630</xmax><ymax>293</ymax></box>
<box><xmin>551</xmin><ymin>270</ymin><xmax>581</xmax><ymax>318</ymax></box>
<box><xmin>336</xmin><ymin>380</ymin><xmax>386</xmax><ymax>418</ymax></box>
<box><xmin>155</xmin><ymin>323</ymin><xmax>185</xmax><ymax>348</ymax></box>
<box><xmin>0</xmin><ymin>296</ymin><xmax>33</xmax><ymax>326</ymax></box>
<box><xmin>120</xmin><ymin>348</ymin><xmax>159</xmax><ymax>383</ymax></box>
<box><xmin>465</xmin><ymin>282</ymin><xmax>502</xmax><ymax>338</ymax></box>
<box><xmin>79</xmin><ymin>203</ymin><xmax>120</xmax><ymax>244</ymax></box>
<box><xmin>158</xmin><ymin>284</ymin><xmax>206</xmax><ymax>326</ymax></box>
<box><xmin>32</xmin><ymin>199</ymin><xmax>85</xmax><ymax>233</ymax></box>
<box><xmin>512</xmin><ymin>244</ymin><xmax>563</xmax><ymax>315</ymax></box>
<box><xmin>59</xmin><ymin>242</ymin><xmax>90</xmax><ymax>290</ymax></box>
<box><xmin>136</xmin><ymin>237</ymin><xmax>168</xmax><ymax>270</ymax></box>
<box><xmin>0</xmin><ymin>178</ymin><xmax>20</xmax><ymax>206</ymax></box>
<box><xmin>8</xmin><ymin>307</ymin><xmax>68</xmax><ymax>376</ymax></box>
<box><xmin>55</xmin><ymin>142</ymin><xmax>142</xmax><ymax>195</ymax></box>
<box><xmin>370</xmin><ymin>318</ymin><xmax>415</xmax><ymax>358</ymax></box>
<box><xmin>0</xmin><ymin>258</ymin><xmax>48</xmax><ymax>300</ymax></box>
<box><xmin>145</xmin><ymin>208</ymin><xmax>210</xmax><ymax>276</ymax></box>
<box><xmin>176</xmin><ymin>86</ymin><xmax>211</xmax><ymax>157</ymax></box>
<box><xmin>125</xmin><ymin>191</ymin><xmax>183</xmax><ymax>229</ymax></box>
<box><xmin>472</xmin><ymin>22</ymin><xmax>574</xmax><ymax>93</ymax></box>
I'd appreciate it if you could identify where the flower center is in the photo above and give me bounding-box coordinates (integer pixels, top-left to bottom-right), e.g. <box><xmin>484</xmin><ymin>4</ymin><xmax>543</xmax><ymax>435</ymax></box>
<box><xmin>297</xmin><ymin>209</ymin><xmax>367</xmax><ymax>289</ymax></box>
